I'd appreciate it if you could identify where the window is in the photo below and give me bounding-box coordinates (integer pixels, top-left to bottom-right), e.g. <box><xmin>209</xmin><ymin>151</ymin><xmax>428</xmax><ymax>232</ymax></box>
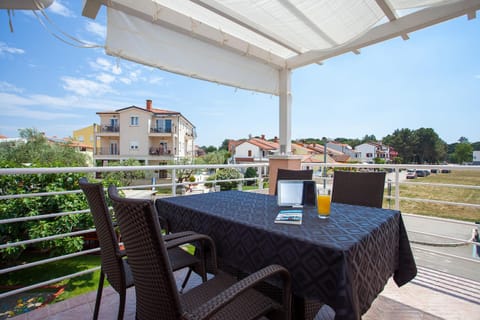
<box><xmin>165</xmin><ymin>119</ymin><xmax>172</xmax><ymax>132</ymax></box>
<box><xmin>248</xmin><ymin>150</ymin><xmax>252</xmax><ymax>157</ymax></box>
<box><xmin>130</xmin><ymin>116</ymin><xmax>139</xmax><ymax>126</ymax></box>
<box><xmin>366</xmin><ymin>153</ymin><xmax>373</xmax><ymax>158</ymax></box>
<box><xmin>110</xmin><ymin>142</ymin><xmax>118</xmax><ymax>155</ymax></box>
<box><xmin>78</xmin><ymin>135</ymin><xmax>84</xmax><ymax>142</ymax></box>
<box><xmin>130</xmin><ymin>141</ymin><xmax>139</xmax><ymax>150</ymax></box>
<box><xmin>155</xmin><ymin>119</ymin><xmax>172</xmax><ymax>132</ymax></box>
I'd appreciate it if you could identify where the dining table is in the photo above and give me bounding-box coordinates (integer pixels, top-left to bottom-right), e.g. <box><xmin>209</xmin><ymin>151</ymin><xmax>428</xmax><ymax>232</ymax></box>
<box><xmin>155</xmin><ymin>190</ymin><xmax>417</xmax><ymax>320</ymax></box>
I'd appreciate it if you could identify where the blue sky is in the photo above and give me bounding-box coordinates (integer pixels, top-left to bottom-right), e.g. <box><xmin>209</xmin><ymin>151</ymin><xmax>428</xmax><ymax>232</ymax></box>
<box><xmin>1</xmin><ymin>1</ymin><xmax>479</xmax><ymax>148</ymax></box>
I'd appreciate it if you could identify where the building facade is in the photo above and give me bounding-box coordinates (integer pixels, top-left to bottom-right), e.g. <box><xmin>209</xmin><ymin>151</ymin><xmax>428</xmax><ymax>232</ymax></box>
<box><xmin>355</xmin><ymin>142</ymin><xmax>394</xmax><ymax>163</ymax></box>
<box><xmin>73</xmin><ymin>125</ymin><xmax>96</xmax><ymax>149</ymax></box>
<box><xmin>94</xmin><ymin>100</ymin><xmax>195</xmax><ymax>166</ymax></box>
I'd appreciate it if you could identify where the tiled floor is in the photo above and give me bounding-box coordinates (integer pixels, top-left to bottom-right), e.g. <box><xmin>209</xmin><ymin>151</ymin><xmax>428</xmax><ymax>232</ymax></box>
<box><xmin>11</xmin><ymin>266</ymin><xmax>480</xmax><ymax>320</ymax></box>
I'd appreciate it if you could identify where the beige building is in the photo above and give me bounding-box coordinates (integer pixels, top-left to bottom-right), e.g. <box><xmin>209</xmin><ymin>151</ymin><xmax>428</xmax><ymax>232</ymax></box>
<box><xmin>73</xmin><ymin>125</ymin><xmax>96</xmax><ymax>149</ymax></box>
<box><xmin>94</xmin><ymin>99</ymin><xmax>195</xmax><ymax>166</ymax></box>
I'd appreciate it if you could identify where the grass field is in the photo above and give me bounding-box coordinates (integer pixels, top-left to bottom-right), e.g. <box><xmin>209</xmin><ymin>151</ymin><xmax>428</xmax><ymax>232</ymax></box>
<box><xmin>0</xmin><ymin>253</ymin><xmax>101</xmax><ymax>317</ymax></box>
<box><xmin>389</xmin><ymin>170</ymin><xmax>480</xmax><ymax>222</ymax></box>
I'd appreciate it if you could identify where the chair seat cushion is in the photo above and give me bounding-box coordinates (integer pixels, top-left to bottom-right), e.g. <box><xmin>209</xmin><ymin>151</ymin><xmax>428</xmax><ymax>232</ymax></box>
<box><xmin>181</xmin><ymin>271</ymin><xmax>282</xmax><ymax>320</ymax></box>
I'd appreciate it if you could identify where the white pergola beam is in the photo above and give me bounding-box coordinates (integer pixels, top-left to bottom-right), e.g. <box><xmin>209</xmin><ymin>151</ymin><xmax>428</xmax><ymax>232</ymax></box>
<box><xmin>83</xmin><ymin>0</ymin><xmax>286</xmax><ymax>69</ymax></box>
<box><xmin>288</xmin><ymin>0</ymin><xmax>480</xmax><ymax>69</ymax></box>
<box><xmin>376</xmin><ymin>0</ymin><xmax>409</xmax><ymax>40</ymax></box>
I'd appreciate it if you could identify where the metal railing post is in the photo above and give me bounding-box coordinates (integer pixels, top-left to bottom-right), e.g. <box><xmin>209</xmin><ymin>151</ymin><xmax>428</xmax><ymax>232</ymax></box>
<box><xmin>395</xmin><ymin>167</ymin><xmax>400</xmax><ymax>210</ymax></box>
<box><xmin>172</xmin><ymin>168</ymin><xmax>177</xmax><ymax>196</ymax></box>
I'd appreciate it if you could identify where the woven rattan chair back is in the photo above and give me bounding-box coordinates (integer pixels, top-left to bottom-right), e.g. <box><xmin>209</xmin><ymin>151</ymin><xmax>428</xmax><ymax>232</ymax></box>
<box><xmin>79</xmin><ymin>178</ymin><xmax>133</xmax><ymax>320</ymax></box>
<box><xmin>274</xmin><ymin>168</ymin><xmax>313</xmax><ymax>195</ymax></box>
<box><xmin>108</xmin><ymin>185</ymin><xmax>183</xmax><ymax>320</ymax></box>
<box><xmin>331</xmin><ymin>171</ymin><xmax>386</xmax><ymax>208</ymax></box>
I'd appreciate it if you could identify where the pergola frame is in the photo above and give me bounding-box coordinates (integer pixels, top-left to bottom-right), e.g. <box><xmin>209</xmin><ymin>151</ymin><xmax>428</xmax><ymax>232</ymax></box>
<box><xmin>81</xmin><ymin>0</ymin><xmax>480</xmax><ymax>154</ymax></box>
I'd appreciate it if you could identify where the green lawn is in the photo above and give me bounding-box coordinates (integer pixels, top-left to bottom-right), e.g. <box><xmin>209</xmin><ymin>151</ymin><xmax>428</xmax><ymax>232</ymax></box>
<box><xmin>0</xmin><ymin>253</ymin><xmax>101</xmax><ymax>317</ymax></box>
<box><xmin>386</xmin><ymin>170</ymin><xmax>480</xmax><ymax>222</ymax></box>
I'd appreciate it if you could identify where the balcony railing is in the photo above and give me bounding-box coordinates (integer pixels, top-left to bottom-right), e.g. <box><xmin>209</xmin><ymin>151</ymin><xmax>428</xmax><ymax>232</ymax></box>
<box><xmin>149</xmin><ymin>147</ymin><xmax>171</xmax><ymax>155</ymax></box>
<box><xmin>0</xmin><ymin>163</ymin><xmax>479</xmax><ymax>307</ymax></box>
<box><xmin>99</xmin><ymin>125</ymin><xmax>120</xmax><ymax>133</ymax></box>
<box><xmin>150</xmin><ymin>127</ymin><xmax>172</xmax><ymax>133</ymax></box>
<box><xmin>95</xmin><ymin>147</ymin><xmax>120</xmax><ymax>155</ymax></box>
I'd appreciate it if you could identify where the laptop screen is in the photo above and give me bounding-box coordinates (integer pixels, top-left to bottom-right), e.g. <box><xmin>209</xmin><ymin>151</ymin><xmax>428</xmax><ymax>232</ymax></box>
<box><xmin>277</xmin><ymin>180</ymin><xmax>304</xmax><ymax>207</ymax></box>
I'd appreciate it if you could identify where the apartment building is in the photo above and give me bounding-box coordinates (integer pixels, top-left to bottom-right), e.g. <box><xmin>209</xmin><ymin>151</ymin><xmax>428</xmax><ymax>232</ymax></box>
<box><xmin>94</xmin><ymin>99</ymin><xmax>195</xmax><ymax>166</ymax></box>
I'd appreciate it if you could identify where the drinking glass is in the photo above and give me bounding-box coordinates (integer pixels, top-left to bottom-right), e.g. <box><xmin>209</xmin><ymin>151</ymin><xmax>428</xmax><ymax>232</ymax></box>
<box><xmin>317</xmin><ymin>188</ymin><xmax>331</xmax><ymax>219</ymax></box>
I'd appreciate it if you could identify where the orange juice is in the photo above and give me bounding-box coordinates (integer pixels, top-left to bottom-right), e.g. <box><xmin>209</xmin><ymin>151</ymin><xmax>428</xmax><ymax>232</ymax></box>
<box><xmin>317</xmin><ymin>195</ymin><xmax>331</xmax><ymax>217</ymax></box>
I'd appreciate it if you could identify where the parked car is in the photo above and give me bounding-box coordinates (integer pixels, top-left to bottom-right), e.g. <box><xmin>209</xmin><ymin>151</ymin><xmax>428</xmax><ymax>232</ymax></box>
<box><xmin>415</xmin><ymin>169</ymin><xmax>426</xmax><ymax>177</ymax></box>
<box><xmin>430</xmin><ymin>169</ymin><xmax>438</xmax><ymax>174</ymax></box>
<box><xmin>406</xmin><ymin>170</ymin><xmax>417</xmax><ymax>179</ymax></box>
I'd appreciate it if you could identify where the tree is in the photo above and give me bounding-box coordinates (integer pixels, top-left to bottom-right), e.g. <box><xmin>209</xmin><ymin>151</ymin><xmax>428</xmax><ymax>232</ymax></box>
<box><xmin>219</xmin><ymin>139</ymin><xmax>230</xmax><ymax>151</ymax></box>
<box><xmin>360</xmin><ymin>134</ymin><xmax>377</xmax><ymax>144</ymax></box>
<box><xmin>0</xmin><ymin>128</ymin><xmax>90</xmax><ymax>265</ymax></box>
<box><xmin>458</xmin><ymin>136</ymin><xmax>469</xmax><ymax>143</ymax></box>
<box><xmin>102</xmin><ymin>159</ymin><xmax>146</xmax><ymax>186</ymax></box>
<box><xmin>382</xmin><ymin>129</ymin><xmax>417</xmax><ymax>163</ymax></box>
<box><xmin>413</xmin><ymin>128</ymin><xmax>446</xmax><ymax>163</ymax></box>
<box><xmin>0</xmin><ymin>128</ymin><xmax>87</xmax><ymax>166</ymax></box>
<box><xmin>471</xmin><ymin>141</ymin><xmax>480</xmax><ymax>151</ymax></box>
<box><xmin>454</xmin><ymin>143</ymin><xmax>473</xmax><ymax>164</ymax></box>
<box><xmin>199</xmin><ymin>150</ymin><xmax>230</xmax><ymax>164</ymax></box>
<box><xmin>205</xmin><ymin>168</ymin><xmax>243</xmax><ymax>190</ymax></box>
<box><xmin>244</xmin><ymin>167</ymin><xmax>258</xmax><ymax>186</ymax></box>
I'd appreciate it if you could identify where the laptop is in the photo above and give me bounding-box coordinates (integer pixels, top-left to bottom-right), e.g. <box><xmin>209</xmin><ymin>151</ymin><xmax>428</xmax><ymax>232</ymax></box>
<box><xmin>277</xmin><ymin>179</ymin><xmax>317</xmax><ymax>207</ymax></box>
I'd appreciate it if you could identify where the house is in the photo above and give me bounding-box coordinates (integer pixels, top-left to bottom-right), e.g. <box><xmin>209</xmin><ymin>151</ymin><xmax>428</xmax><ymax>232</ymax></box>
<box><xmin>94</xmin><ymin>99</ymin><xmax>195</xmax><ymax>166</ymax></box>
<box><xmin>0</xmin><ymin>135</ymin><xmax>26</xmax><ymax>145</ymax></box>
<box><xmin>326</xmin><ymin>141</ymin><xmax>361</xmax><ymax>160</ymax></box>
<box><xmin>473</xmin><ymin>151</ymin><xmax>480</xmax><ymax>165</ymax></box>
<box><xmin>355</xmin><ymin>142</ymin><xmax>394</xmax><ymax>163</ymax></box>
<box><xmin>232</xmin><ymin>135</ymin><xmax>279</xmax><ymax>163</ymax></box>
<box><xmin>73</xmin><ymin>125</ymin><xmax>96</xmax><ymax>149</ymax></box>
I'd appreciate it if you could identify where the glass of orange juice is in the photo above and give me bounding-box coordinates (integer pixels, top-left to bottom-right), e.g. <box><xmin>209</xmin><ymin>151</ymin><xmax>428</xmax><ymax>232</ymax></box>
<box><xmin>317</xmin><ymin>188</ymin><xmax>331</xmax><ymax>218</ymax></box>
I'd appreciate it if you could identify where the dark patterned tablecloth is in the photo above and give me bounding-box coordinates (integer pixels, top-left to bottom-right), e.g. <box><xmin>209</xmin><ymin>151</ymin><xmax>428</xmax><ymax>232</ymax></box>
<box><xmin>155</xmin><ymin>191</ymin><xmax>416</xmax><ymax>320</ymax></box>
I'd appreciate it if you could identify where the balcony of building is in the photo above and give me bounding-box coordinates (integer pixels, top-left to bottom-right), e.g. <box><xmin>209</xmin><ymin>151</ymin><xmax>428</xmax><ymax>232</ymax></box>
<box><xmin>149</xmin><ymin>127</ymin><xmax>173</xmax><ymax>137</ymax></box>
<box><xmin>96</xmin><ymin>125</ymin><xmax>120</xmax><ymax>136</ymax></box>
<box><xmin>1</xmin><ymin>163</ymin><xmax>479</xmax><ymax>320</ymax></box>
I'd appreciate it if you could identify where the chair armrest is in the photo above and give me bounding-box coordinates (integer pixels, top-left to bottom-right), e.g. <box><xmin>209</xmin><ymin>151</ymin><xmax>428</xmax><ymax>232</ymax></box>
<box><xmin>164</xmin><ymin>234</ymin><xmax>218</xmax><ymax>274</ymax></box>
<box><xmin>164</xmin><ymin>231</ymin><xmax>197</xmax><ymax>241</ymax></box>
<box><xmin>188</xmin><ymin>264</ymin><xmax>291</xmax><ymax>320</ymax></box>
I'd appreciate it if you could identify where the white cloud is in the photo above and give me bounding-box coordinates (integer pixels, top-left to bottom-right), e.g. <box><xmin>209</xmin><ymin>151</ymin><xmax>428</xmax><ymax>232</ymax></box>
<box><xmin>0</xmin><ymin>81</ymin><xmax>24</xmax><ymax>93</ymax></box>
<box><xmin>90</xmin><ymin>57</ymin><xmax>122</xmax><ymax>75</ymax></box>
<box><xmin>119</xmin><ymin>77</ymin><xmax>132</xmax><ymax>85</ymax></box>
<box><xmin>93</xmin><ymin>57</ymin><xmax>111</xmax><ymax>71</ymax></box>
<box><xmin>0</xmin><ymin>92</ymin><xmax>80</xmax><ymax>120</ymax></box>
<box><xmin>85</xmin><ymin>21</ymin><xmax>106</xmax><ymax>39</ymax></box>
<box><xmin>129</xmin><ymin>70</ymin><xmax>141</xmax><ymax>82</ymax></box>
<box><xmin>0</xmin><ymin>42</ymin><xmax>25</xmax><ymax>55</ymax></box>
<box><xmin>96</xmin><ymin>73</ymin><xmax>116</xmax><ymax>84</ymax></box>
<box><xmin>48</xmin><ymin>0</ymin><xmax>75</xmax><ymax>17</ymax></box>
<box><xmin>61</xmin><ymin>76</ymin><xmax>113</xmax><ymax>96</ymax></box>
<box><xmin>149</xmin><ymin>77</ymin><xmax>164</xmax><ymax>84</ymax></box>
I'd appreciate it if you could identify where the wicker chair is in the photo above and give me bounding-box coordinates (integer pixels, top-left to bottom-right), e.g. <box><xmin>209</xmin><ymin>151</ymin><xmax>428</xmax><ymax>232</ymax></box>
<box><xmin>79</xmin><ymin>178</ymin><xmax>211</xmax><ymax>320</ymax></box>
<box><xmin>274</xmin><ymin>168</ymin><xmax>313</xmax><ymax>195</ymax></box>
<box><xmin>330</xmin><ymin>171</ymin><xmax>386</xmax><ymax>208</ymax></box>
<box><xmin>108</xmin><ymin>185</ymin><xmax>292</xmax><ymax>320</ymax></box>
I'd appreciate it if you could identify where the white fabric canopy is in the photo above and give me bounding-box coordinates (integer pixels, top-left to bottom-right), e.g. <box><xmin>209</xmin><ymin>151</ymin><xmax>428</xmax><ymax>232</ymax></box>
<box><xmin>85</xmin><ymin>0</ymin><xmax>480</xmax><ymax>95</ymax></box>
